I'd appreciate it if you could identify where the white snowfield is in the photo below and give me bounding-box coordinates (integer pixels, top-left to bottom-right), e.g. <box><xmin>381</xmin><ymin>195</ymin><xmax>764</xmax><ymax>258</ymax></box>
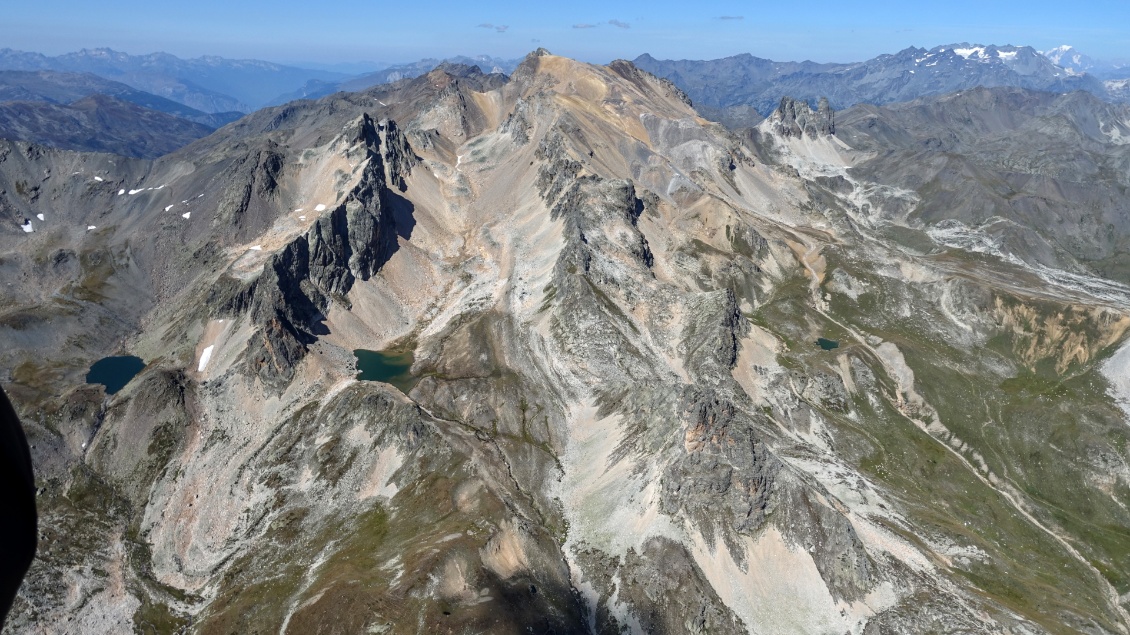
<box><xmin>182</xmin><ymin>212</ymin><xmax>191</xmax><ymax>219</ymax></box>
<box><xmin>197</xmin><ymin>345</ymin><xmax>214</xmax><ymax>372</ymax></box>
<box><xmin>314</xmin><ymin>204</ymin><xmax>327</xmax><ymax>212</ymax></box>
<box><xmin>21</xmin><ymin>222</ymin><xmax>33</xmax><ymax>233</ymax></box>
<box><xmin>36</xmin><ymin>214</ymin><xmax>45</xmax><ymax>221</ymax></box>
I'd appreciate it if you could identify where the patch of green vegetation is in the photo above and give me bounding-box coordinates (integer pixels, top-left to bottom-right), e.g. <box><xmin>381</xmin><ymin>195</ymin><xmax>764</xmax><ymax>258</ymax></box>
<box><xmin>822</xmin><ymin>382</ymin><xmax>1112</xmax><ymax>633</ymax></box>
<box><xmin>313</xmin><ymin>505</ymin><xmax>391</xmax><ymax>581</ymax></box>
<box><xmin>540</xmin><ymin>283</ymin><xmax>558</xmax><ymax>312</ymax></box>
<box><xmin>769</xmin><ymin>252</ymin><xmax>1130</xmax><ymax>631</ymax></box>
<box><xmin>67</xmin><ymin>247</ymin><xmax>119</xmax><ymax>302</ymax></box>
<box><xmin>583</xmin><ymin>276</ymin><xmax>639</xmax><ymax>335</ymax></box>
<box><xmin>0</xmin><ymin>307</ymin><xmax>51</xmax><ymax>331</ymax></box>
<box><xmin>686</xmin><ymin>238</ymin><xmax>727</xmax><ymax>258</ymax></box>
<box><xmin>197</xmin><ymin>562</ymin><xmax>307</xmax><ymax>634</ymax></box>
<box><xmin>314</xmin><ymin>437</ymin><xmax>357</xmax><ymax>486</ymax></box>
<box><xmin>728</xmin><ymin>228</ymin><xmax>765</xmax><ymax>260</ymax></box>
<box><xmin>11</xmin><ymin>359</ymin><xmax>74</xmax><ymax>408</ymax></box>
<box><xmin>133</xmin><ymin>594</ymin><xmax>188</xmax><ymax>635</ymax></box>
<box><xmin>1086</xmin><ymin>252</ymin><xmax>1130</xmax><ymax>286</ymax></box>
<box><xmin>65</xmin><ymin>465</ymin><xmax>126</xmax><ymax>517</ymax></box>
<box><xmin>874</xmin><ymin>224</ymin><xmax>939</xmax><ymax>255</ymax></box>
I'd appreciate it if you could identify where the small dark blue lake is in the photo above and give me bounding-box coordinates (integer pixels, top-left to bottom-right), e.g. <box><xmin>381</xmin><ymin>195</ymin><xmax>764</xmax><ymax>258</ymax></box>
<box><xmin>816</xmin><ymin>338</ymin><xmax>840</xmax><ymax>351</ymax></box>
<box><xmin>86</xmin><ymin>355</ymin><xmax>145</xmax><ymax>395</ymax></box>
<box><xmin>354</xmin><ymin>348</ymin><xmax>417</xmax><ymax>394</ymax></box>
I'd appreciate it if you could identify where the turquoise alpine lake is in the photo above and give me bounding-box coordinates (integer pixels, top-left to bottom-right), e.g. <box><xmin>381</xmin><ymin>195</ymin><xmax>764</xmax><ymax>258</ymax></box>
<box><xmin>816</xmin><ymin>338</ymin><xmax>840</xmax><ymax>351</ymax></box>
<box><xmin>354</xmin><ymin>348</ymin><xmax>417</xmax><ymax>394</ymax></box>
<box><xmin>86</xmin><ymin>355</ymin><xmax>146</xmax><ymax>395</ymax></box>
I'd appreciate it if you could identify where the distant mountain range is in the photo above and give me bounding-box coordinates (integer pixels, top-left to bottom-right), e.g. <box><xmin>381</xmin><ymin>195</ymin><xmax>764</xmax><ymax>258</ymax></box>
<box><xmin>0</xmin><ymin>93</ymin><xmax>216</xmax><ymax>158</ymax></box>
<box><xmin>268</xmin><ymin>55</ymin><xmax>521</xmax><ymax>105</ymax></box>
<box><xmin>3</xmin><ymin>42</ymin><xmax>1129</xmax><ymax>159</ymax></box>
<box><xmin>0</xmin><ymin>48</ymin><xmax>526</xmax><ymax>117</ymax></box>
<box><xmin>634</xmin><ymin>43</ymin><xmax>1130</xmax><ymax>123</ymax></box>
<box><xmin>0</xmin><ymin>48</ymin><xmax>350</xmax><ymax>113</ymax></box>
<box><xmin>0</xmin><ymin>70</ymin><xmax>243</xmax><ymax>158</ymax></box>
<box><xmin>834</xmin><ymin>86</ymin><xmax>1130</xmax><ymax>280</ymax></box>
<box><xmin>0</xmin><ymin>50</ymin><xmax>519</xmax><ymax>158</ymax></box>
<box><xmin>1039</xmin><ymin>45</ymin><xmax>1129</xmax><ymax>78</ymax></box>
<box><xmin>0</xmin><ymin>70</ymin><xmax>241</xmax><ymax>127</ymax></box>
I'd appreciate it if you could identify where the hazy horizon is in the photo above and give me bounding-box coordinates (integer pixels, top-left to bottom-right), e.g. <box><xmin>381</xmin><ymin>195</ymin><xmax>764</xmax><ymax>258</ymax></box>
<box><xmin>2</xmin><ymin>0</ymin><xmax>1128</xmax><ymax>68</ymax></box>
<box><xmin>2</xmin><ymin>41</ymin><xmax>1127</xmax><ymax>73</ymax></box>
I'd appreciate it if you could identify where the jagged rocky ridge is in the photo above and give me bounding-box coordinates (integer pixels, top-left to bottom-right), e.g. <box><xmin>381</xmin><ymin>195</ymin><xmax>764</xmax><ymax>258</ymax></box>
<box><xmin>2</xmin><ymin>51</ymin><xmax>1130</xmax><ymax>635</ymax></box>
<box><xmin>219</xmin><ymin>114</ymin><xmax>415</xmax><ymax>388</ymax></box>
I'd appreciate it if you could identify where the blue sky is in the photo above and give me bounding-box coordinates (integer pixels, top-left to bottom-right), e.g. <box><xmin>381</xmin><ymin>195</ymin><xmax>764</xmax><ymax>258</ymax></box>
<box><xmin>2</xmin><ymin>0</ymin><xmax>1128</xmax><ymax>66</ymax></box>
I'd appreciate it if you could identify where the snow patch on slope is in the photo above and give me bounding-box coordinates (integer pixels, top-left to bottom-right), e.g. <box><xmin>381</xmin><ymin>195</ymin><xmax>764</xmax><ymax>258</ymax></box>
<box><xmin>197</xmin><ymin>345</ymin><xmax>214</xmax><ymax>372</ymax></box>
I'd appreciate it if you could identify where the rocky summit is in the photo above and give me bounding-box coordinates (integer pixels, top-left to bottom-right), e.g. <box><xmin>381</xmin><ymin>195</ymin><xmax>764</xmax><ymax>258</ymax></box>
<box><xmin>3</xmin><ymin>50</ymin><xmax>1130</xmax><ymax>634</ymax></box>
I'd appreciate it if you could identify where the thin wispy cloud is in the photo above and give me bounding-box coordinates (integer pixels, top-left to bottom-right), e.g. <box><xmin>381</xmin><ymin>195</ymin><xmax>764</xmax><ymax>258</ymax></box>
<box><xmin>476</xmin><ymin>23</ymin><xmax>509</xmax><ymax>33</ymax></box>
<box><xmin>608</xmin><ymin>19</ymin><xmax>631</xmax><ymax>29</ymax></box>
<box><xmin>718</xmin><ymin>15</ymin><xmax>744</xmax><ymax>20</ymax></box>
<box><xmin>573</xmin><ymin>23</ymin><xmax>598</xmax><ymax>29</ymax></box>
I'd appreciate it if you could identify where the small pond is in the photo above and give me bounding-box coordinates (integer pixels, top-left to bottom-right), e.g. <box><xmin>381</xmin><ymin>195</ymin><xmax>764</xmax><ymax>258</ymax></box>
<box><xmin>354</xmin><ymin>348</ymin><xmax>417</xmax><ymax>394</ymax></box>
<box><xmin>816</xmin><ymin>338</ymin><xmax>840</xmax><ymax>351</ymax></box>
<box><xmin>86</xmin><ymin>355</ymin><xmax>146</xmax><ymax>395</ymax></box>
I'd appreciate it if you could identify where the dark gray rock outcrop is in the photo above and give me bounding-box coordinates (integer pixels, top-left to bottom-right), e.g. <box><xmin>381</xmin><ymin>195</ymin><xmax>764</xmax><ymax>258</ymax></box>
<box><xmin>228</xmin><ymin>114</ymin><xmax>414</xmax><ymax>388</ymax></box>
<box><xmin>771</xmin><ymin>96</ymin><xmax>835</xmax><ymax>138</ymax></box>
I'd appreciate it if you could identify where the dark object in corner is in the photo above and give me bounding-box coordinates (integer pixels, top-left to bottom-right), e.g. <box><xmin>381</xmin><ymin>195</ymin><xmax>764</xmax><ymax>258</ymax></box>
<box><xmin>0</xmin><ymin>385</ymin><xmax>36</xmax><ymax>629</ymax></box>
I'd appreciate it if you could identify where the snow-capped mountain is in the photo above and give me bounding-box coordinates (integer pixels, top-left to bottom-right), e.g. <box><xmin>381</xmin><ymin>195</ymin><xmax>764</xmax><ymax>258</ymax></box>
<box><xmin>635</xmin><ymin>43</ymin><xmax>1110</xmax><ymax>118</ymax></box>
<box><xmin>1040</xmin><ymin>45</ymin><xmax>1130</xmax><ymax>79</ymax></box>
<box><xmin>1040</xmin><ymin>45</ymin><xmax>1098</xmax><ymax>74</ymax></box>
